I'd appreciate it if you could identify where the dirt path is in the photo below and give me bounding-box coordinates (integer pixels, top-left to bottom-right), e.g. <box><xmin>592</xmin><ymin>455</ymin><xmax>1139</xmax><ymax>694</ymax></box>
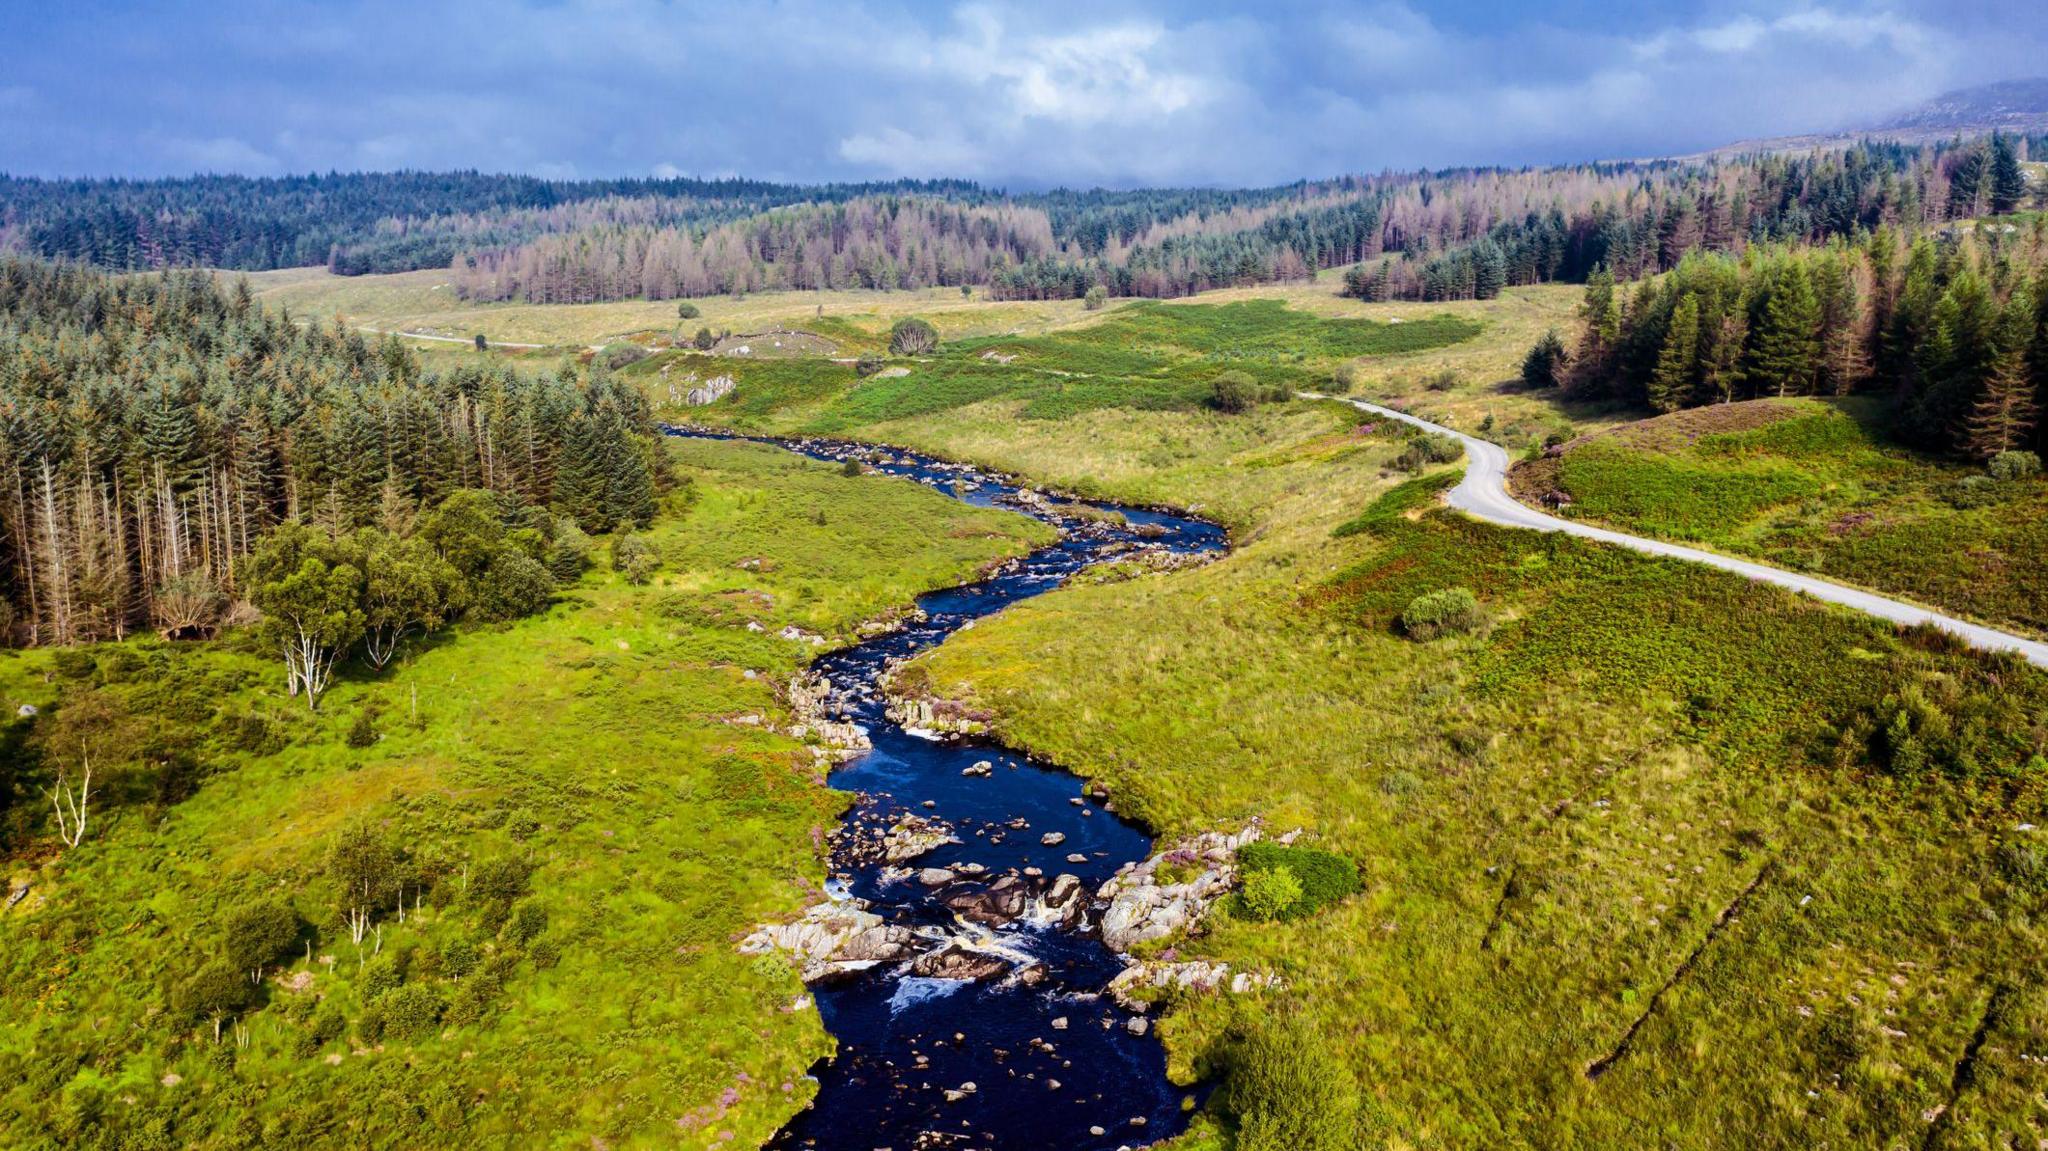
<box><xmin>1304</xmin><ymin>392</ymin><xmax>2048</xmax><ymax>669</ymax></box>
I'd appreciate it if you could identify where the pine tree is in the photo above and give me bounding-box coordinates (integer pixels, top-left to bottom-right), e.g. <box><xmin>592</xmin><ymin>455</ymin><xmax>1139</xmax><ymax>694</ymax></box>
<box><xmin>1649</xmin><ymin>294</ymin><xmax>1701</xmax><ymax>412</ymax></box>
<box><xmin>1746</xmin><ymin>261</ymin><xmax>1822</xmax><ymax>396</ymax></box>
<box><xmin>1990</xmin><ymin>134</ymin><xmax>2027</xmax><ymax>216</ymax></box>
<box><xmin>1946</xmin><ymin>146</ymin><xmax>1986</xmax><ymax>219</ymax></box>
<box><xmin>1965</xmin><ymin>286</ymin><xmax>2040</xmax><ymax>458</ymax></box>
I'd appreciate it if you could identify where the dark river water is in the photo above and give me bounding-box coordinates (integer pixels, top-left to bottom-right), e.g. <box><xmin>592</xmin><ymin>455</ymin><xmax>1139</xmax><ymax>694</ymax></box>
<box><xmin>671</xmin><ymin>430</ymin><xmax>1226</xmax><ymax>1151</ymax></box>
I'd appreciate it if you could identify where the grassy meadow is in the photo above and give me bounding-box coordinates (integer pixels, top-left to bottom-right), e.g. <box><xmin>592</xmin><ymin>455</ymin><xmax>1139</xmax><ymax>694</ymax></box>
<box><xmin>1513</xmin><ymin>397</ymin><xmax>2048</xmax><ymax>638</ymax></box>
<box><xmin>105</xmin><ymin>267</ymin><xmax>2048</xmax><ymax>1148</ymax></box>
<box><xmin>0</xmin><ymin>438</ymin><xmax>1050</xmax><ymax>1150</ymax></box>
<box><xmin>610</xmin><ymin>279</ymin><xmax>2048</xmax><ymax>1147</ymax></box>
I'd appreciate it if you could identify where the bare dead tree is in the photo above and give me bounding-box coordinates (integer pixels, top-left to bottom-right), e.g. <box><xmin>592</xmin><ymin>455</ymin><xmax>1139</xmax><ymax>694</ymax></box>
<box><xmin>45</xmin><ymin>755</ymin><xmax>91</xmax><ymax>848</ymax></box>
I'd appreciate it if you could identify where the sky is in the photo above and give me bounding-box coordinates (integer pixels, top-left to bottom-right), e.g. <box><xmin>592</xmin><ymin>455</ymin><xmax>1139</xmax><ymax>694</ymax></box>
<box><xmin>4</xmin><ymin>1</ymin><xmax>2046</xmax><ymax>189</ymax></box>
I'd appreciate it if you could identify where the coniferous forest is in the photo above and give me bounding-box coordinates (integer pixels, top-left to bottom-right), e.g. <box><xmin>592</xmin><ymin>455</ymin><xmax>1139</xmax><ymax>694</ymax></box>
<box><xmin>7</xmin><ymin>135</ymin><xmax>2043</xmax><ymax>306</ymax></box>
<box><xmin>0</xmin><ymin>258</ymin><xmax>659</xmax><ymax>650</ymax></box>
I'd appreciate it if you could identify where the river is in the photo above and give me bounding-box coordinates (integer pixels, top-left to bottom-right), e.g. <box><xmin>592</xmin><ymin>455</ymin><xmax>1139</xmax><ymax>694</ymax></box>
<box><xmin>674</xmin><ymin>431</ymin><xmax>1226</xmax><ymax>1150</ymax></box>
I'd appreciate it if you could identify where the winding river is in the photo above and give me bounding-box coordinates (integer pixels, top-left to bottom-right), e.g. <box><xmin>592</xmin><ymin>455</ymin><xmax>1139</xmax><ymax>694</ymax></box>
<box><xmin>675</xmin><ymin>431</ymin><xmax>1226</xmax><ymax>1150</ymax></box>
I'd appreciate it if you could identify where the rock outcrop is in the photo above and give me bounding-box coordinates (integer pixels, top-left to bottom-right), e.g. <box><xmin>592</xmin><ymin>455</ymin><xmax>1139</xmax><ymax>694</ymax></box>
<box><xmin>1096</xmin><ymin>825</ymin><xmax>1261</xmax><ymax>952</ymax></box>
<box><xmin>1105</xmin><ymin>959</ymin><xmax>1281</xmax><ymax>1010</ymax></box>
<box><xmin>682</xmin><ymin>374</ymin><xmax>736</xmax><ymax>406</ymax></box>
<box><xmin>782</xmin><ymin>672</ymin><xmax>871</xmax><ymax>764</ymax></box>
<box><xmin>739</xmin><ymin>898</ymin><xmax>916</xmax><ymax>983</ymax></box>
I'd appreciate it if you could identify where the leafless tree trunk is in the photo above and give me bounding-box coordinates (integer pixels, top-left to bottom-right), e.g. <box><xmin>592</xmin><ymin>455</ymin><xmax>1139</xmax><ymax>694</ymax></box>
<box><xmin>46</xmin><ymin>756</ymin><xmax>91</xmax><ymax>848</ymax></box>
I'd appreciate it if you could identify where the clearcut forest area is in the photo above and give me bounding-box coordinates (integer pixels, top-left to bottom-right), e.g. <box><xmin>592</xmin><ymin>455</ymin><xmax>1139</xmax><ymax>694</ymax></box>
<box><xmin>5</xmin><ymin>124</ymin><xmax>2048</xmax><ymax>1151</ymax></box>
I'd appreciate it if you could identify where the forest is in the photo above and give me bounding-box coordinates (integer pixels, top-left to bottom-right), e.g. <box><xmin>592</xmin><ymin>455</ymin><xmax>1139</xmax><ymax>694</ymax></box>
<box><xmin>8</xmin><ymin>136</ymin><xmax>2044</xmax><ymax>308</ymax></box>
<box><xmin>1552</xmin><ymin>218</ymin><xmax>2048</xmax><ymax>460</ymax></box>
<box><xmin>0</xmin><ymin>258</ymin><xmax>660</xmax><ymax>650</ymax></box>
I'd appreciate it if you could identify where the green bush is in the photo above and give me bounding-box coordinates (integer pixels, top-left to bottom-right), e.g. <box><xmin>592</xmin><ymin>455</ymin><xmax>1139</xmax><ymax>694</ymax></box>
<box><xmin>675</xmin><ymin>301</ymin><xmax>701</xmax><ymax>320</ymax></box>
<box><xmin>473</xmin><ymin>552</ymin><xmax>555</xmax><ymax>622</ymax></box>
<box><xmin>1989</xmin><ymin>450</ymin><xmax>2041</xmax><ymax>481</ymax></box>
<box><xmin>854</xmin><ymin>353</ymin><xmax>886</xmax><ymax>378</ymax></box>
<box><xmin>504</xmin><ymin>900</ymin><xmax>549</xmax><ymax>946</ymax></box>
<box><xmin>222</xmin><ymin>896</ymin><xmax>302</xmax><ymax>973</ymax></box>
<box><xmin>440</xmin><ymin>938</ymin><xmax>480</xmax><ymax>981</ymax></box>
<box><xmin>173</xmin><ymin>961</ymin><xmax>256</xmax><ymax>1023</ymax></box>
<box><xmin>1083</xmin><ymin>285</ymin><xmax>1108</xmax><ymax>311</ymax></box>
<box><xmin>373</xmin><ymin>983</ymin><xmax>445</xmax><ymax>1040</ymax></box>
<box><xmin>1223</xmin><ymin>1013</ymin><xmax>1359</xmax><ymax>1151</ymax></box>
<box><xmin>345</xmin><ymin>707</ymin><xmax>378</xmax><ymax>749</ymax></box>
<box><xmin>612</xmin><ymin>534</ymin><xmax>661</xmax><ymax>585</ymax></box>
<box><xmin>1401</xmin><ymin>587</ymin><xmax>1483</xmax><ymax>640</ymax></box>
<box><xmin>51</xmin><ymin>649</ymin><xmax>97</xmax><ymax>680</ymax></box>
<box><xmin>1240</xmin><ymin>866</ymin><xmax>1304</xmax><ymax>922</ymax></box>
<box><xmin>693</xmin><ymin>327</ymin><xmax>716</xmax><ymax>351</ymax></box>
<box><xmin>470</xmin><ymin>856</ymin><xmax>533</xmax><ymax>906</ymax></box>
<box><xmin>888</xmin><ymin>317</ymin><xmax>939</xmax><ymax>356</ymax></box>
<box><xmin>548</xmin><ymin>519</ymin><xmax>592</xmax><ymax>582</ymax></box>
<box><xmin>1395</xmin><ymin>432</ymin><xmax>1464</xmax><ymax>471</ymax></box>
<box><xmin>1210</xmin><ymin>371</ymin><xmax>1259</xmax><ymax>414</ymax></box>
<box><xmin>359</xmin><ymin>953</ymin><xmax>404</xmax><ymax>999</ymax></box>
<box><xmin>601</xmin><ymin>343</ymin><xmax>650</xmax><ymax>370</ymax></box>
<box><xmin>1238</xmin><ymin>842</ymin><xmax>1361</xmax><ymax>919</ymax></box>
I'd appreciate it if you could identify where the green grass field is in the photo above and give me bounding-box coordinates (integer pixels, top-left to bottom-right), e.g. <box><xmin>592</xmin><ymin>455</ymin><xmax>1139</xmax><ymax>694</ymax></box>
<box><xmin>877</xmin><ymin>411</ymin><xmax>2048</xmax><ymax>1150</ymax></box>
<box><xmin>86</xmin><ymin>271</ymin><xmax>2048</xmax><ymax>1148</ymax></box>
<box><xmin>1512</xmin><ymin>398</ymin><xmax>2048</xmax><ymax>638</ymax></box>
<box><xmin>0</xmin><ymin>438</ymin><xmax>1049</xmax><ymax>1150</ymax></box>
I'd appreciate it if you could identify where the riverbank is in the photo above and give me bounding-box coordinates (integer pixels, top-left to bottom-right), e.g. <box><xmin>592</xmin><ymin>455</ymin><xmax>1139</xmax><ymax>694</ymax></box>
<box><xmin>0</xmin><ymin>437</ymin><xmax>1052</xmax><ymax>1149</ymax></box>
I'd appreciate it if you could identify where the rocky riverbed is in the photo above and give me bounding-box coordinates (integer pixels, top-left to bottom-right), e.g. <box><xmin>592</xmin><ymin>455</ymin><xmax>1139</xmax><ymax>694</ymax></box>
<box><xmin>674</xmin><ymin>431</ymin><xmax>1274</xmax><ymax>1151</ymax></box>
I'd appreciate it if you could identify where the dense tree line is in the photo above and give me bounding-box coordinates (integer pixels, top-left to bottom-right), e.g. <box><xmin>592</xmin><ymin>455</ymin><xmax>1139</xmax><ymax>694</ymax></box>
<box><xmin>7</xmin><ymin>136</ymin><xmax>2043</xmax><ymax>306</ymax></box>
<box><xmin>0</xmin><ymin>258</ymin><xmax>659</xmax><ymax>647</ymax></box>
<box><xmin>1554</xmin><ymin>220</ymin><xmax>2048</xmax><ymax>460</ymax></box>
<box><xmin>453</xmin><ymin>196</ymin><xmax>1057</xmax><ymax>302</ymax></box>
<box><xmin>0</xmin><ymin>171</ymin><xmax>982</xmax><ymax>274</ymax></box>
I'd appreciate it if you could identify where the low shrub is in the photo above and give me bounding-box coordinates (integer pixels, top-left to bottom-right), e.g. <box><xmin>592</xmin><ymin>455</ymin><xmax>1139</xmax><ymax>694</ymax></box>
<box><xmin>373</xmin><ymin>983</ymin><xmax>446</xmax><ymax>1040</ymax></box>
<box><xmin>1989</xmin><ymin>450</ymin><xmax>2041</xmax><ymax>482</ymax></box>
<box><xmin>1401</xmin><ymin>587</ymin><xmax>1483</xmax><ymax>640</ymax></box>
<box><xmin>1238</xmin><ymin>842</ymin><xmax>1361</xmax><ymax>919</ymax></box>
<box><xmin>173</xmin><ymin>961</ymin><xmax>257</xmax><ymax>1024</ymax></box>
<box><xmin>1239</xmin><ymin>865</ymin><xmax>1304</xmax><ymax>922</ymax></box>
<box><xmin>1083</xmin><ymin>285</ymin><xmax>1108</xmax><ymax>311</ymax></box>
<box><xmin>854</xmin><ymin>353</ymin><xmax>886</xmax><ymax>378</ymax></box>
<box><xmin>222</xmin><ymin>896</ymin><xmax>302</xmax><ymax>973</ymax></box>
<box><xmin>601</xmin><ymin>344</ymin><xmax>650</xmax><ymax>370</ymax></box>
<box><xmin>612</xmin><ymin>533</ymin><xmax>661</xmax><ymax>585</ymax></box>
<box><xmin>1395</xmin><ymin>432</ymin><xmax>1464</xmax><ymax>471</ymax></box>
<box><xmin>1222</xmin><ymin>1013</ymin><xmax>1359</xmax><ymax>1151</ymax></box>
<box><xmin>675</xmin><ymin>301</ymin><xmax>700</xmax><ymax>320</ymax></box>
<box><xmin>888</xmin><ymin>317</ymin><xmax>939</xmax><ymax>356</ymax></box>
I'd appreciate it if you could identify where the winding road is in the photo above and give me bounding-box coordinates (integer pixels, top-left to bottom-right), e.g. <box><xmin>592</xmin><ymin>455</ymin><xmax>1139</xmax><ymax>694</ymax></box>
<box><xmin>1303</xmin><ymin>392</ymin><xmax>2048</xmax><ymax>670</ymax></box>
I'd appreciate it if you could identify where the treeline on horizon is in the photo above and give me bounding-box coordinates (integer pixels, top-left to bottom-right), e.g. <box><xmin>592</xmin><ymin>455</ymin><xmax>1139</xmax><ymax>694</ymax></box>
<box><xmin>6</xmin><ymin>135</ymin><xmax>2044</xmax><ymax>307</ymax></box>
<box><xmin>0</xmin><ymin>257</ymin><xmax>661</xmax><ymax>649</ymax></box>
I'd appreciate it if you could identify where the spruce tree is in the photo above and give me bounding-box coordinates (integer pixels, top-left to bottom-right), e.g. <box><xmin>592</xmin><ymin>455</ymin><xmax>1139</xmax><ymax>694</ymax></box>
<box><xmin>1990</xmin><ymin>134</ymin><xmax>2027</xmax><ymax>215</ymax></box>
<box><xmin>1746</xmin><ymin>261</ymin><xmax>1822</xmax><ymax>397</ymax></box>
<box><xmin>1965</xmin><ymin>286</ymin><xmax>2040</xmax><ymax>459</ymax></box>
<box><xmin>1649</xmin><ymin>293</ymin><xmax>1701</xmax><ymax>412</ymax></box>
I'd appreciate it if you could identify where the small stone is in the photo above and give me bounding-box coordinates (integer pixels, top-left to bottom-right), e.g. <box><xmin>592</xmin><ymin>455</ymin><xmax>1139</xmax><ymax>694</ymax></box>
<box><xmin>918</xmin><ymin>868</ymin><xmax>956</xmax><ymax>886</ymax></box>
<box><xmin>1067</xmin><ymin>853</ymin><xmax>1088</xmax><ymax>863</ymax></box>
<box><xmin>1126</xmin><ymin>1017</ymin><xmax>1149</xmax><ymax>1036</ymax></box>
<box><xmin>1041</xmin><ymin>832</ymin><xmax>1066</xmax><ymax>846</ymax></box>
<box><xmin>1047</xmin><ymin>1078</ymin><xmax>1062</xmax><ymax>1090</ymax></box>
<box><xmin>1051</xmin><ymin>1016</ymin><xmax>1069</xmax><ymax>1030</ymax></box>
<box><xmin>1090</xmin><ymin>1126</ymin><xmax>1106</xmax><ymax>1136</ymax></box>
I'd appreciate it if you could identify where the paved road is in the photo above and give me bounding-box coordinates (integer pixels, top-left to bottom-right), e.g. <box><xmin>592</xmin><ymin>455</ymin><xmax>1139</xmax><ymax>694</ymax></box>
<box><xmin>1303</xmin><ymin>392</ymin><xmax>2048</xmax><ymax>669</ymax></box>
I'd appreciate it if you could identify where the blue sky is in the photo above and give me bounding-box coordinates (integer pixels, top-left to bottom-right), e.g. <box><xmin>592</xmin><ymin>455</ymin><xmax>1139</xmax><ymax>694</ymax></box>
<box><xmin>4</xmin><ymin>1</ymin><xmax>2045</xmax><ymax>187</ymax></box>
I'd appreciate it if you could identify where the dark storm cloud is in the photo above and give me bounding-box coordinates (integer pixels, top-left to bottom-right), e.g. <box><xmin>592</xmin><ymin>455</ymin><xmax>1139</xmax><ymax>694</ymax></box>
<box><xmin>3</xmin><ymin>1</ymin><xmax>2046</xmax><ymax>186</ymax></box>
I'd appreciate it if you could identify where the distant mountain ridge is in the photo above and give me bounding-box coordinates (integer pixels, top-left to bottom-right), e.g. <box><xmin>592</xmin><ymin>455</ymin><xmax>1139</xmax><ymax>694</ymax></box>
<box><xmin>1871</xmin><ymin>78</ymin><xmax>2048</xmax><ymax>136</ymax></box>
<box><xmin>1690</xmin><ymin>78</ymin><xmax>2048</xmax><ymax>159</ymax></box>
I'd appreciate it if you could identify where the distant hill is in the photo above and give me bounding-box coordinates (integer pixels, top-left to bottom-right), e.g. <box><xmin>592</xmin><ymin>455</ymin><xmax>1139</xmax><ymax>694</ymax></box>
<box><xmin>1691</xmin><ymin>79</ymin><xmax>2048</xmax><ymax>158</ymax></box>
<box><xmin>1869</xmin><ymin>78</ymin><xmax>2048</xmax><ymax>137</ymax></box>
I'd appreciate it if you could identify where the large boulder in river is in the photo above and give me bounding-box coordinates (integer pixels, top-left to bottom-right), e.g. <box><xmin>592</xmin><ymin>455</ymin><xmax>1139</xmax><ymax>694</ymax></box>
<box><xmin>881</xmin><ymin>814</ymin><xmax>961</xmax><ymax>863</ymax></box>
<box><xmin>911</xmin><ymin>943</ymin><xmax>1012</xmax><ymax>982</ymax></box>
<box><xmin>1096</xmin><ymin>825</ymin><xmax>1261</xmax><ymax>952</ymax></box>
<box><xmin>739</xmin><ymin>899</ymin><xmax>915</xmax><ymax>983</ymax></box>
